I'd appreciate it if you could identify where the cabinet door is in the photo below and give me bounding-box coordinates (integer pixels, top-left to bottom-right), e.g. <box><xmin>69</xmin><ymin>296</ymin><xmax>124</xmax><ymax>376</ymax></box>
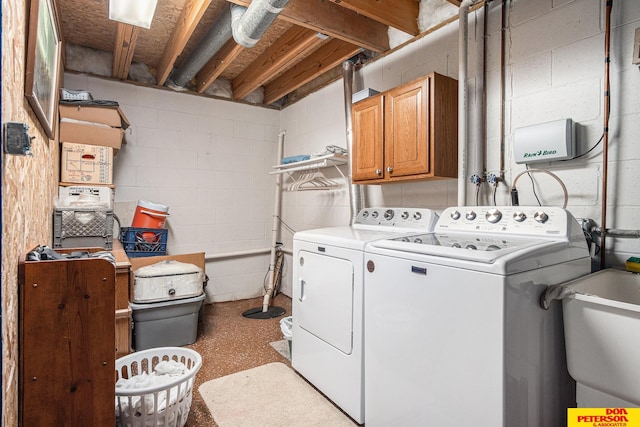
<box><xmin>352</xmin><ymin>94</ymin><xmax>384</xmax><ymax>181</ymax></box>
<box><xmin>20</xmin><ymin>257</ymin><xmax>116</xmax><ymax>426</ymax></box>
<box><xmin>385</xmin><ymin>78</ymin><xmax>429</xmax><ymax>178</ymax></box>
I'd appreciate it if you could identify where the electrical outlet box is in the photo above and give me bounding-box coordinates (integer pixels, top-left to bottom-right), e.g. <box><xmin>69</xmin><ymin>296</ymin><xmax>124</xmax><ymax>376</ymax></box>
<box><xmin>633</xmin><ymin>27</ymin><xmax>640</xmax><ymax>65</ymax></box>
<box><xmin>513</xmin><ymin>118</ymin><xmax>575</xmax><ymax>164</ymax></box>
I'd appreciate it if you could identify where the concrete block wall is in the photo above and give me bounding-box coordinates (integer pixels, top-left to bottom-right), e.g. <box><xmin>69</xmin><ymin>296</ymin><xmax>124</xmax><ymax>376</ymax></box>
<box><xmin>279</xmin><ymin>0</ymin><xmax>640</xmax><ymax>280</ymax></box>
<box><xmin>61</xmin><ymin>0</ymin><xmax>640</xmax><ymax>300</ymax></box>
<box><xmin>63</xmin><ymin>73</ymin><xmax>281</xmax><ymax>302</ymax></box>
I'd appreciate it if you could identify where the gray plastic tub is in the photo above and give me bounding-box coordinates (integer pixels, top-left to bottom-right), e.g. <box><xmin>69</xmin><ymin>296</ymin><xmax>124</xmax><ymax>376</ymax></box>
<box><xmin>130</xmin><ymin>293</ymin><xmax>204</xmax><ymax>351</ymax></box>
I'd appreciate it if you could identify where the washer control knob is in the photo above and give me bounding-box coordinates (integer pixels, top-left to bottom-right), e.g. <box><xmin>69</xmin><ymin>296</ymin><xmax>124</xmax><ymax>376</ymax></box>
<box><xmin>513</xmin><ymin>211</ymin><xmax>526</xmax><ymax>222</ymax></box>
<box><xmin>362</xmin><ymin>211</ymin><xmax>369</xmax><ymax>218</ymax></box>
<box><xmin>413</xmin><ymin>211</ymin><xmax>422</xmax><ymax>221</ymax></box>
<box><xmin>401</xmin><ymin>211</ymin><xmax>410</xmax><ymax>220</ymax></box>
<box><xmin>534</xmin><ymin>211</ymin><xmax>549</xmax><ymax>223</ymax></box>
<box><xmin>450</xmin><ymin>210</ymin><xmax>461</xmax><ymax>220</ymax></box>
<box><xmin>371</xmin><ymin>211</ymin><xmax>379</xmax><ymax>219</ymax></box>
<box><xmin>466</xmin><ymin>244</ymin><xmax>477</xmax><ymax>250</ymax></box>
<box><xmin>465</xmin><ymin>210</ymin><xmax>477</xmax><ymax>221</ymax></box>
<box><xmin>485</xmin><ymin>208</ymin><xmax>502</xmax><ymax>224</ymax></box>
<box><xmin>384</xmin><ymin>209</ymin><xmax>395</xmax><ymax>220</ymax></box>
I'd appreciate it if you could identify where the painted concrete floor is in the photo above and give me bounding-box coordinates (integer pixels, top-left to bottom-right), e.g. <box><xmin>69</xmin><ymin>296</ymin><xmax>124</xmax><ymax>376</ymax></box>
<box><xmin>185</xmin><ymin>294</ymin><xmax>293</xmax><ymax>426</ymax></box>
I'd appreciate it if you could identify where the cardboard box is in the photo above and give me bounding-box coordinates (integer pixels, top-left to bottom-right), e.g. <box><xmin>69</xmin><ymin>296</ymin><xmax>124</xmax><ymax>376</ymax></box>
<box><xmin>60</xmin><ymin>142</ymin><xmax>113</xmax><ymax>185</ymax></box>
<box><xmin>59</xmin><ymin>104</ymin><xmax>129</xmax><ymax>151</ymax></box>
<box><xmin>59</xmin><ymin>121</ymin><xmax>125</xmax><ymax>151</ymax></box>
<box><xmin>59</xmin><ymin>104</ymin><xmax>130</xmax><ymax>129</ymax></box>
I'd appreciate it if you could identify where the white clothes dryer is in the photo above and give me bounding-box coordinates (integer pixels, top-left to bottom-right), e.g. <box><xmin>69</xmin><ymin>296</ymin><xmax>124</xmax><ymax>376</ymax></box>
<box><xmin>292</xmin><ymin>207</ymin><xmax>439</xmax><ymax>424</ymax></box>
<box><xmin>364</xmin><ymin>206</ymin><xmax>591</xmax><ymax>427</ymax></box>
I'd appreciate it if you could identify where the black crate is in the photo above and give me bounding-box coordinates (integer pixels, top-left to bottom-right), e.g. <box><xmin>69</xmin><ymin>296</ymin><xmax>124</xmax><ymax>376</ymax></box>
<box><xmin>120</xmin><ymin>227</ymin><xmax>168</xmax><ymax>257</ymax></box>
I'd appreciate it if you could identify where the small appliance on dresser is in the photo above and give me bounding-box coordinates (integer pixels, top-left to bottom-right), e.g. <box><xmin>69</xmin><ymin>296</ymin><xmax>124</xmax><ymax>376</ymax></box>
<box><xmin>292</xmin><ymin>207</ymin><xmax>439</xmax><ymax>424</ymax></box>
<box><xmin>129</xmin><ymin>257</ymin><xmax>206</xmax><ymax>350</ymax></box>
<box><xmin>364</xmin><ymin>206</ymin><xmax>591</xmax><ymax>427</ymax></box>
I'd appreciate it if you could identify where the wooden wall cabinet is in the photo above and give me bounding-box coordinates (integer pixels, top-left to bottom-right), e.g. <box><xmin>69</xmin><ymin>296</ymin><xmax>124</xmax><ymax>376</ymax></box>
<box><xmin>351</xmin><ymin>72</ymin><xmax>458</xmax><ymax>184</ymax></box>
<box><xmin>19</xmin><ymin>255</ymin><xmax>116</xmax><ymax>426</ymax></box>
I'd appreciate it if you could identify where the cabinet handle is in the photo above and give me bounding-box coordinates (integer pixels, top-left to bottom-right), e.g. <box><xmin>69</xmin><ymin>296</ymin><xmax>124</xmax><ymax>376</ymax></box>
<box><xmin>386</xmin><ymin>166</ymin><xmax>393</xmax><ymax>173</ymax></box>
<box><xmin>375</xmin><ymin>168</ymin><xmax>382</xmax><ymax>176</ymax></box>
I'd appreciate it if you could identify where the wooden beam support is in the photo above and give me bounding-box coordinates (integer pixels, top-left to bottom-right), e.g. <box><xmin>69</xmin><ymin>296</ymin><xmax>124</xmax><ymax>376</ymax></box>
<box><xmin>232</xmin><ymin>26</ymin><xmax>324</xmax><ymax>100</ymax></box>
<box><xmin>155</xmin><ymin>0</ymin><xmax>212</xmax><ymax>85</ymax></box>
<box><xmin>227</xmin><ymin>0</ymin><xmax>389</xmax><ymax>52</ymax></box>
<box><xmin>263</xmin><ymin>38</ymin><xmax>360</xmax><ymax>105</ymax></box>
<box><xmin>196</xmin><ymin>39</ymin><xmax>245</xmax><ymax>93</ymax></box>
<box><xmin>111</xmin><ymin>22</ymin><xmax>140</xmax><ymax>80</ymax></box>
<box><xmin>112</xmin><ymin>23</ymin><xmax>139</xmax><ymax>80</ymax></box>
<box><xmin>446</xmin><ymin>0</ymin><xmax>462</xmax><ymax>6</ymax></box>
<box><xmin>327</xmin><ymin>0</ymin><xmax>419</xmax><ymax>36</ymax></box>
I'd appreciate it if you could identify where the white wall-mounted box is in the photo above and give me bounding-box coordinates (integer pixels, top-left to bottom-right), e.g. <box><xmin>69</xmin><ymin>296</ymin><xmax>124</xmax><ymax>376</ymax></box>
<box><xmin>513</xmin><ymin>119</ymin><xmax>575</xmax><ymax>164</ymax></box>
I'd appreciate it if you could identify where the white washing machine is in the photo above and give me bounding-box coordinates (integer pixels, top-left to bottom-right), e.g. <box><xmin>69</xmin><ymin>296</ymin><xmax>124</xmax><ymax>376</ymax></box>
<box><xmin>364</xmin><ymin>206</ymin><xmax>591</xmax><ymax>427</ymax></box>
<box><xmin>292</xmin><ymin>207</ymin><xmax>439</xmax><ymax>424</ymax></box>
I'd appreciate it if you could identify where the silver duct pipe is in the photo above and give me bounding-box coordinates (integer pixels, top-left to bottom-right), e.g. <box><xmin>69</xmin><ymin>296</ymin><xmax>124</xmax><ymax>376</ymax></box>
<box><xmin>343</xmin><ymin>60</ymin><xmax>364</xmax><ymax>225</ymax></box>
<box><xmin>170</xmin><ymin>0</ymin><xmax>289</xmax><ymax>88</ymax></box>
<box><xmin>170</xmin><ymin>6</ymin><xmax>233</xmax><ymax>87</ymax></box>
<box><xmin>231</xmin><ymin>0</ymin><xmax>290</xmax><ymax>48</ymax></box>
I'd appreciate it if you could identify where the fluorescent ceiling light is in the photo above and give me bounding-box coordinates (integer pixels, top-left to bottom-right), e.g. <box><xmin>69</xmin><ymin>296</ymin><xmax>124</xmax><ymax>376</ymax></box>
<box><xmin>109</xmin><ymin>0</ymin><xmax>158</xmax><ymax>29</ymax></box>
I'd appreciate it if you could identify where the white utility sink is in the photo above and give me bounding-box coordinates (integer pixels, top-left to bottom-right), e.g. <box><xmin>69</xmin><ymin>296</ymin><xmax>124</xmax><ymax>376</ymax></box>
<box><xmin>563</xmin><ymin>268</ymin><xmax>640</xmax><ymax>407</ymax></box>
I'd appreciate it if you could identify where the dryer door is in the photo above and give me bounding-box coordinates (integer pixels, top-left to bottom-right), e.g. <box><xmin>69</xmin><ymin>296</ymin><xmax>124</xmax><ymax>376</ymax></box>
<box><xmin>296</xmin><ymin>250</ymin><xmax>354</xmax><ymax>354</ymax></box>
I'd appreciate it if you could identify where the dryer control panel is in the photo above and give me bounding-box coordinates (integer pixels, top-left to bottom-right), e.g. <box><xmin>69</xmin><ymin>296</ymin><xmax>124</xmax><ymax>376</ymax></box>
<box><xmin>355</xmin><ymin>207</ymin><xmax>438</xmax><ymax>232</ymax></box>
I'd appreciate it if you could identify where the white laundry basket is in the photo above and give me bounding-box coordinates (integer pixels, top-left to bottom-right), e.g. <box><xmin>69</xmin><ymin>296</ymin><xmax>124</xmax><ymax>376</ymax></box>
<box><xmin>115</xmin><ymin>347</ymin><xmax>202</xmax><ymax>427</ymax></box>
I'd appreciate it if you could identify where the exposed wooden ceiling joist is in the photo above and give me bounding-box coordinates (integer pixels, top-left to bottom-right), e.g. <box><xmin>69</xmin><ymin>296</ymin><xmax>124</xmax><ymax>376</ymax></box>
<box><xmin>155</xmin><ymin>0</ymin><xmax>212</xmax><ymax>85</ymax></box>
<box><xmin>59</xmin><ymin>0</ymin><xmax>464</xmax><ymax>108</ymax></box>
<box><xmin>112</xmin><ymin>23</ymin><xmax>139</xmax><ymax>80</ymax></box>
<box><xmin>196</xmin><ymin>39</ymin><xmax>245</xmax><ymax>93</ymax></box>
<box><xmin>263</xmin><ymin>38</ymin><xmax>360</xmax><ymax>105</ymax></box>
<box><xmin>227</xmin><ymin>0</ymin><xmax>389</xmax><ymax>52</ymax></box>
<box><xmin>232</xmin><ymin>26</ymin><xmax>325</xmax><ymax>100</ymax></box>
<box><xmin>327</xmin><ymin>0</ymin><xmax>420</xmax><ymax>36</ymax></box>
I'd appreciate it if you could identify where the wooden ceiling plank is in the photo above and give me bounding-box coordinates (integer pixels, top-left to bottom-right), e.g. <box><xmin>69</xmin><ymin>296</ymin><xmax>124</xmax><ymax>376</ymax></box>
<box><xmin>328</xmin><ymin>0</ymin><xmax>419</xmax><ymax>35</ymax></box>
<box><xmin>227</xmin><ymin>0</ymin><xmax>389</xmax><ymax>52</ymax></box>
<box><xmin>196</xmin><ymin>39</ymin><xmax>245</xmax><ymax>93</ymax></box>
<box><xmin>263</xmin><ymin>38</ymin><xmax>360</xmax><ymax>105</ymax></box>
<box><xmin>112</xmin><ymin>23</ymin><xmax>139</xmax><ymax>80</ymax></box>
<box><xmin>155</xmin><ymin>0</ymin><xmax>212</xmax><ymax>86</ymax></box>
<box><xmin>232</xmin><ymin>26</ymin><xmax>324</xmax><ymax>100</ymax></box>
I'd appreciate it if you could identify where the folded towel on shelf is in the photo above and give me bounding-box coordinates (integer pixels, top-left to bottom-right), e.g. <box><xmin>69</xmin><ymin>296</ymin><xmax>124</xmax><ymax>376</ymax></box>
<box><xmin>282</xmin><ymin>155</ymin><xmax>310</xmax><ymax>164</ymax></box>
<box><xmin>312</xmin><ymin>145</ymin><xmax>348</xmax><ymax>157</ymax></box>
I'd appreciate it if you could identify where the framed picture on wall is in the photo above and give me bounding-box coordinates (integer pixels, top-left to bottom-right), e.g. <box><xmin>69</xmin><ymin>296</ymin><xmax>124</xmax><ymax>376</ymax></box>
<box><xmin>25</xmin><ymin>0</ymin><xmax>62</xmax><ymax>139</ymax></box>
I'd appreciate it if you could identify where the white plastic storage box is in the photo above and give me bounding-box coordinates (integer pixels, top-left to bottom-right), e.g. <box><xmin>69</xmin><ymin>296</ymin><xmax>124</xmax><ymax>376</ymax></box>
<box><xmin>133</xmin><ymin>260</ymin><xmax>204</xmax><ymax>303</ymax></box>
<box><xmin>130</xmin><ymin>294</ymin><xmax>205</xmax><ymax>351</ymax></box>
<box><xmin>58</xmin><ymin>185</ymin><xmax>114</xmax><ymax>208</ymax></box>
<box><xmin>53</xmin><ymin>207</ymin><xmax>114</xmax><ymax>249</ymax></box>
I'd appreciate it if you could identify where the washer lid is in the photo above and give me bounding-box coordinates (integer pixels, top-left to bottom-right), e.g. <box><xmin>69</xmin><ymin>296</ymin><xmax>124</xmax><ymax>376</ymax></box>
<box><xmin>373</xmin><ymin>232</ymin><xmax>552</xmax><ymax>264</ymax></box>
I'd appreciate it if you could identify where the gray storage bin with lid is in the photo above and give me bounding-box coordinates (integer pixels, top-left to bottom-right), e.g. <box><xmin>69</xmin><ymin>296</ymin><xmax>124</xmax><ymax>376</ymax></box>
<box><xmin>130</xmin><ymin>294</ymin><xmax>205</xmax><ymax>351</ymax></box>
<box><xmin>130</xmin><ymin>260</ymin><xmax>206</xmax><ymax>350</ymax></box>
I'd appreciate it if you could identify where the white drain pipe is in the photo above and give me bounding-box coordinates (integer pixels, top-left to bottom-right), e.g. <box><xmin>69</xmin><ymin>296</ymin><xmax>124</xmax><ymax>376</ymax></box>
<box><xmin>458</xmin><ymin>0</ymin><xmax>482</xmax><ymax>206</ymax></box>
<box><xmin>262</xmin><ymin>130</ymin><xmax>286</xmax><ymax>312</ymax></box>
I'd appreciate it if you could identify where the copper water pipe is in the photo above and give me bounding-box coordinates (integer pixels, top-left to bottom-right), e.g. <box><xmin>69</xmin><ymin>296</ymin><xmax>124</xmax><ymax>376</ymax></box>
<box><xmin>600</xmin><ymin>0</ymin><xmax>612</xmax><ymax>269</ymax></box>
